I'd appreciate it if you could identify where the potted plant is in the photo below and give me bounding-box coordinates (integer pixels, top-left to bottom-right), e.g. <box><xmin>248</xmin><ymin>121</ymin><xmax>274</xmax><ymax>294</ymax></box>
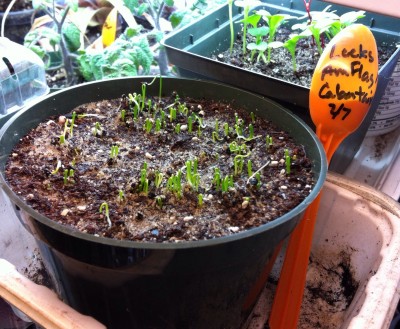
<box><xmin>161</xmin><ymin>0</ymin><xmax>400</xmax><ymax>172</ymax></box>
<box><xmin>0</xmin><ymin>0</ymin><xmax>39</xmax><ymax>44</ymax></box>
<box><xmin>0</xmin><ymin>76</ymin><xmax>326</xmax><ymax>328</ymax></box>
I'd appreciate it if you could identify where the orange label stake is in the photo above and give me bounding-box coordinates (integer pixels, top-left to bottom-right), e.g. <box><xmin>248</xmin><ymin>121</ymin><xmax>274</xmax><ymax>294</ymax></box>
<box><xmin>309</xmin><ymin>24</ymin><xmax>379</xmax><ymax>145</ymax></box>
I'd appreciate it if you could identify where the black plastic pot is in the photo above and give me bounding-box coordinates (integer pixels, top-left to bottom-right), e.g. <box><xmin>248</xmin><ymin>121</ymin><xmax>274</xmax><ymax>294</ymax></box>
<box><xmin>0</xmin><ymin>8</ymin><xmax>36</xmax><ymax>45</ymax></box>
<box><xmin>162</xmin><ymin>1</ymin><xmax>400</xmax><ymax>173</ymax></box>
<box><xmin>0</xmin><ymin>77</ymin><xmax>327</xmax><ymax>329</ymax></box>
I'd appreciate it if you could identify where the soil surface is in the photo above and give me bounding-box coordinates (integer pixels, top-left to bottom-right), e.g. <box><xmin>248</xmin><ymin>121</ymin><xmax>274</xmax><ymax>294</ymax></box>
<box><xmin>214</xmin><ymin>28</ymin><xmax>396</xmax><ymax>88</ymax></box>
<box><xmin>5</xmin><ymin>90</ymin><xmax>316</xmax><ymax>243</ymax></box>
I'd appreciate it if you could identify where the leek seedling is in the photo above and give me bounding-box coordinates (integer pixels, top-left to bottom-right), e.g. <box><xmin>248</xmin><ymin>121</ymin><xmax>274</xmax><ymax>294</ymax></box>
<box><xmin>154</xmin><ymin>171</ymin><xmax>164</xmax><ymax>188</ymax></box>
<box><xmin>167</xmin><ymin>170</ymin><xmax>183</xmax><ymax>198</ymax></box>
<box><xmin>186</xmin><ymin>159</ymin><xmax>200</xmax><ymax>191</ymax></box>
<box><xmin>212</xmin><ymin>131</ymin><xmax>222</xmax><ymax>142</ymax></box>
<box><xmin>234</xmin><ymin>153</ymin><xmax>251</xmax><ymax>176</ymax></box>
<box><xmin>188</xmin><ymin>115</ymin><xmax>193</xmax><ymax>133</ymax></box>
<box><xmin>144</xmin><ymin>118</ymin><xmax>153</xmax><ymax>134</ymax></box>
<box><xmin>118</xmin><ymin>190</ymin><xmax>125</xmax><ymax>203</ymax></box>
<box><xmin>170</xmin><ymin>107</ymin><xmax>177</xmax><ymax>122</ymax></box>
<box><xmin>155</xmin><ymin>195</ymin><xmax>163</xmax><ymax>208</ymax></box>
<box><xmin>69</xmin><ymin>111</ymin><xmax>76</xmax><ymax>137</ymax></box>
<box><xmin>155</xmin><ymin>118</ymin><xmax>162</xmax><ymax>132</ymax></box>
<box><xmin>247</xmin><ymin>159</ymin><xmax>253</xmax><ymax>177</ymax></box>
<box><xmin>248</xmin><ymin>124</ymin><xmax>254</xmax><ymax>139</ymax></box>
<box><xmin>221</xmin><ymin>175</ymin><xmax>234</xmax><ymax>193</ymax></box>
<box><xmin>198</xmin><ymin>193</ymin><xmax>204</xmax><ymax>207</ymax></box>
<box><xmin>92</xmin><ymin>122</ymin><xmax>102</xmax><ymax>136</ymax></box>
<box><xmin>59</xmin><ymin>134</ymin><xmax>65</xmax><ymax>145</ymax></box>
<box><xmin>110</xmin><ymin>145</ymin><xmax>119</xmax><ymax>159</ymax></box>
<box><xmin>213</xmin><ymin>167</ymin><xmax>222</xmax><ymax>189</ymax></box>
<box><xmin>285</xmin><ymin>149</ymin><xmax>291</xmax><ymax>174</ymax></box>
<box><xmin>139</xmin><ymin>162</ymin><xmax>149</xmax><ymax>194</ymax></box>
<box><xmin>121</xmin><ymin>109</ymin><xmax>126</xmax><ymax>122</ymax></box>
<box><xmin>224</xmin><ymin>122</ymin><xmax>230</xmax><ymax>136</ymax></box>
<box><xmin>51</xmin><ymin>160</ymin><xmax>62</xmax><ymax>175</ymax></box>
<box><xmin>63</xmin><ymin>168</ymin><xmax>74</xmax><ymax>185</ymax></box>
<box><xmin>175</xmin><ymin>123</ymin><xmax>181</xmax><ymax>134</ymax></box>
<box><xmin>99</xmin><ymin>202</ymin><xmax>112</xmax><ymax>227</ymax></box>
<box><xmin>266</xmin><ymin>135</ymin><xmax>273</xmax><ymax>148</ymax></box>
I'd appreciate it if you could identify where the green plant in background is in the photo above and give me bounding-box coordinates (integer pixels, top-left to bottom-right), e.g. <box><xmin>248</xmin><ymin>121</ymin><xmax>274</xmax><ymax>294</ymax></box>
<box><xmin>26</xmin><ymin>0</ymin><xmax>80</xmax><ymax>85</ymax></box>
<box><xmin>255</xmin><ymin>9</ymin><xmax>294</xmax><ymax>62</ymax></box>
<box><xmin>292</xmin><ymin>6</ymin><xmax>365</xmax><ymax>54</ymax></box>
<box><xmin>77</xmin><ymin>27</ymin><xmax>153</xmax><ymax>81</ymax></box>
<box><xmin>234</xmin><ymin>0</ymin><xmax>262</xmax><ymax>54</ymax></box>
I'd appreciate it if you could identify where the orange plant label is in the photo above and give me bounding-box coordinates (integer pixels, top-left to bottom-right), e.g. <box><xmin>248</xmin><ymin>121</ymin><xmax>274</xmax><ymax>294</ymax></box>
<box><xmin>309</xmin><ymin>24</ymin><xmax>379</xmax><ymax>136</ymax></box>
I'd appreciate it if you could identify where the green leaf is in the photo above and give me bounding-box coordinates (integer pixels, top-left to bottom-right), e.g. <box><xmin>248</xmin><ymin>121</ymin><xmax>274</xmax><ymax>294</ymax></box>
<box><xmin>62</xmin><ymin>22</ymin><xmax>81</xmax><ymax>52</ymax></box>
<box><xmin>248</xmin><ymin>26</ymin><xmax>269</xmax><ymax>38</ymax></box>
<box><xmin>164</xmin><ymin>0</ymin><xmax>175</xmax><ymax>7</ymax></box>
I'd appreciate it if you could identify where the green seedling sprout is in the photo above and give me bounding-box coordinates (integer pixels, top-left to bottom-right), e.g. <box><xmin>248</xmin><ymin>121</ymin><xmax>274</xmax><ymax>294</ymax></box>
<box><xmin>221</xmin><ymin>175</ymin><xmax>234</xmax><ymax>193</ymax></box>
<box><xmin>234</xmin><ymin>153</ymin><xmax>251</xmax><ymax>176</ymax></box>
<box><xmin>155</xmin><ymin>195</ymin><xmax>163</xmax><ymax>208</ymax></box>
<box><xmin>266</xmin><ymin>135</ymin><xmax>273</xmax><ymax>148</ymax></box>
<box><xmin>92</xmin><ymin>122</ymin><xmax>102</xmax><ymax>136</ymax></box>
<box><xmin>188</xmin><ymin>115</ymin><xmax>193</xmax><ymax>133</ymax></box>
<box><xmin>255</xmin><ymin>172</ymin><xmax>262</xmax><ymax>188</ymax></box>
<box><xmin>99</xmin><ymin>202</ymin><xmax>112</xmax><ymax>227</ymax></box>
<box><xmin>121</xmin><ymin>109</ymin><xmax>126</xmax><ymax>122</ymax></box>
<box><xmin>70</xmin><ymin>111</ymin><xmax>76</xmax><ymax>137</ymax></box>
<box><xmin>167</xmin><ymin>170</ymin><xmax>183</xmax><ymax>198</ymax></box>
<box><xmin>248</xmin><ymin>124</ymin><xmax>254</xmax><ymax>139</ymax></box>
<box><xmin>59</xmin><ymin>133</ymin><xmax>65</xmax><ymax>145</ymax></box>
<box><xmin>139</xmin><ymin>162</ymin><xmax>149</xmax><ymax>195</ymax></box>
<box><xmin>63</xmin><ymin>168</ymin><xmax>74</xmax><ymax>185</ymax></box>
<box><xmin>178</xmin><ymin>103</ymin><xmax>188</xmax><ymax>116</ymax></box>
<box><xmin>140</xmin><ymin>79</ymin><xmax>153</xmax><ymax>111</ymax></box>
<box><xmin>170</xmin><ymin>107</ymin><xmax>177</xmax><ymax>122</ymax></box>
<box><xmin>213</xmin><ymin>167</ymin><xmax>222</xmax><ymax>190</ymax></box>
<box><xmin>175</xmin><ymin>123</ymin><xmax>181</xmax><ymax>134</ymax></box>
<box><xmin>51</xmin><ymin>160</ymin><xmax>62</xmax><ymax>175</ymax></box>
<box><xmin>250</xmin><ymin>112</ymin><xmax>255</xmax><ymax>123</ymax></box>
<box><xmin>212</xmin><ymin>131</ymin><xmax>223</xmax><ymax>142</ymax></box>
<box><xmin>155</xmin><ymin>118</ymin><xmax>162</xmax><ymax>132</ymax></box>
<box><xmin>247</xmin><ymin>159</ymin><xmax>253</xmax><ymax>177</ymax></box>
<box><xmin>118</xmin><ymin>190</ymin><xmax>125</xmax><ymax>203</ymax></box>
<box><xmin>154</xmin><ymin>171</ymin><xmax>164</xmax><ymax>188</ymax></box>
<box><xmin>256</xmin><ymin>9</ymin><xmax>294</xmax><ymax>62</ymax></box>
<box><xmin>110</xmin><ymin>145</ymin><xmax>119</xmax><ymax>159</ymax></box>
<box><xmin>224</xmin><ymin>122</ymin><xmax>230</xmax><ymax>136</ymax></box>
<box><xmin>144</xmin><ymin>118</ymin><xmax>153</xmax><ymax>134</ymax></box>
<box><xmin>228</xmin><ymin>0</ymin><xmax>234</xmax><ymax>54</ymax></box>
<box><xmin>128</xmin><ymin>93</ymin><xmax>140</xmax><ymax>115</ymax></box>
<box><xmin>247</xmin><ymin>26</ymin><xmax>269</xmax><ymax>62</ymax></box>
<box><xmin>198</xmin><ymin>193</ymin><xmax>204</xmax><ymax>207</ymax></box>
<box><xmin>285</xmin><ymin>149</ymin><xmax>291</xmax><ymax>174</ymax></box>
<box><xmin>185</xmin><ymin>158</ymin><xmax>200</xmax><ymax>191</ymax></box>
<box><xmin>280</xmin><ymin>34</ymin><xmax>308</xmax><ymax>71</ymax></box>
<box><xmin>234</xmin><ymin>0</ymin><xmax>263</xmax><ymax>54</ymax></box>
<box><xmin>229</xmin><ymin>141</ymin><xmax>247</xmax><ymax>154</ymax></box>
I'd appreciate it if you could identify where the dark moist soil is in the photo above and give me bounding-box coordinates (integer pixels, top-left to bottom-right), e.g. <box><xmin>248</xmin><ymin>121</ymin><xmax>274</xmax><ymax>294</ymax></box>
<box><xmin>5</xmin><ymin>92</ymin><xmax>315</xmax><ymax>243</ymax></box>
<box><xmin>0</xmin><ymin>0</ymin><xmax>32</xmax><ymax>11</ymax></box>
<box><xmin>214</xmin><ymin>28</ymin><xmax>396</xmax><ymax>88</ymax></box>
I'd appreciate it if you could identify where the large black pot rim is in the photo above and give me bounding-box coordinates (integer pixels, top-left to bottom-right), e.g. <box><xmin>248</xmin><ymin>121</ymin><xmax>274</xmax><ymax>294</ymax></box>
<box><xmin>0</xmin><ymin>76</ymin><xmax>327</xmax><ymax>250</ymax></box>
